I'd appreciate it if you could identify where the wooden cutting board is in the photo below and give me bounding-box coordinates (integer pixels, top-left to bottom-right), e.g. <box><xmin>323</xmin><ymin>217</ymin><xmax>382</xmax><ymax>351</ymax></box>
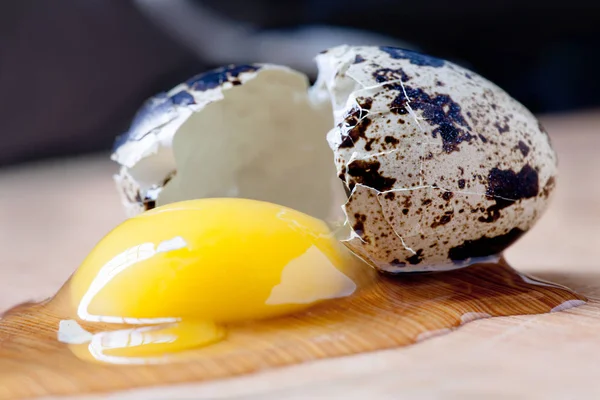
<box><xmin>0</xmin><ymin>111</ymin><xmax>599</xmax><ymax>399</ymax></box>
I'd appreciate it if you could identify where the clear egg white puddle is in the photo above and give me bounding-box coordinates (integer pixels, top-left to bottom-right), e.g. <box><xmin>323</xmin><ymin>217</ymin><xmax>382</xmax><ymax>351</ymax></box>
<box><xmin>266</xmin><ymin>245</ymin><xmax>356</xmax><ymax>305</ymax></box>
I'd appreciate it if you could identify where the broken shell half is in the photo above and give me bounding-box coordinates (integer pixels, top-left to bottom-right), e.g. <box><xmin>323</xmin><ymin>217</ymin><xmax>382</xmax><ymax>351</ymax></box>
<box><xmin>112</xmin><ymin>64</ymin><xmax>344</xmax><ymax>221</ymax></box>
<box><xmin>112</xmin><ymin>46</ymin><xmax>557</xmax><ymax>273</ymax></box>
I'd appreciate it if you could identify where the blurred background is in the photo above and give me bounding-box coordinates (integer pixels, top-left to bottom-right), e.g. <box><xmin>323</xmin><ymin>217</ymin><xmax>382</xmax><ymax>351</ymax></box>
<box><xmin>1</xmin><ymin>1</ymin><xmax>600</xmax><ymax>380</ymax></box>
<box><xmin>1</xmin><ymin>0</ymin><xmax>599</xmax><ymax>166</ymax></box>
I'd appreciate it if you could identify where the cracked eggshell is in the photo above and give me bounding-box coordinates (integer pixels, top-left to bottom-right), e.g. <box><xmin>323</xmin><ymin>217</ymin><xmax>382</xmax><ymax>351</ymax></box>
<box><xmin>112</xmin><ymin>64</ymin><xmax>343</xmax><ymax>221</ymax></box>
<box><xmin>316</xmin><ymin>45</ymin><xmax>557</xmax><ymax>273</ymax></box>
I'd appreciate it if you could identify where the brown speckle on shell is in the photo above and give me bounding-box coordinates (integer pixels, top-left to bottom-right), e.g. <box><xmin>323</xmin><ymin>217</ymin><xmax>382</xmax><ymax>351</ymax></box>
<box><xmin>318</xmin><ymin>45</ymin><xmax>557</xmax><ymax>273</ymax></box>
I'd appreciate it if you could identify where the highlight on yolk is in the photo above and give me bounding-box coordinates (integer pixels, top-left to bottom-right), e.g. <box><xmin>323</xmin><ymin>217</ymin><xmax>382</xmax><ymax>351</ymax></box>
<box><xmin>58</xmin><ymin>198</ymin><xmax>371</xmax><ymax>364</ymax></box>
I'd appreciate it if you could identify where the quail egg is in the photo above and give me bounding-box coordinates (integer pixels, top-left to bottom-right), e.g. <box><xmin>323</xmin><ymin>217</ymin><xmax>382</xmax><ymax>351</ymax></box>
<box><xmin>112</xmin><ymin>46</ymin><xmax>557</xmax><ymax>273</ymax></box>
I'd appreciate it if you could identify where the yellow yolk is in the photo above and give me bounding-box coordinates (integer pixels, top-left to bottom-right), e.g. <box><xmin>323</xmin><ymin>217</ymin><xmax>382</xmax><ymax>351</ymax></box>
<box><xmin>60</xmin><ymin>198</ymin><xmax>365</xmax><ymax>363</ymax></box>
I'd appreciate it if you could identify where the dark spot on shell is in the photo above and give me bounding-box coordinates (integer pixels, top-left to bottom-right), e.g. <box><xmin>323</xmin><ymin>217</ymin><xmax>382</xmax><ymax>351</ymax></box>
<box><xmin>448</xmin><ymin>228</ymin><xmax>525</xmax><ymax>262</ymax></box>
<box><xmin>346</xmin><ymin>105</ymin><xmax>367</xmax><ymax>124</ymax></box>
<box><xmin>436</xmin><ymin>81</ymin><xmax>445</xmax><ymax>87</ymax></box>
<box><xmin>364</xmin><ymin>137</ymin><xmax>377</xmax><ymax>152</ymax></box>
<box><xmin>144</xmin><ymin>200</ymin><xmax>156</xmax><ymax>211</ymax></box>
<box><xmin>442</xmin><ymin>191</ymin><xmax>454</xmax><ymax>201</ymax></box>
<box><xmin>170</xmin><ymin>90</ymin><xmax>195</xmax><ymax>106</ymax></box>
<box><xmin>162</xmin><ymin>172</ymin><xmax>175</xmax><ymax>187</ymax></box>
<box><xmin>354</xmin><ymin>54</ymin><xmax>366</xmax><ymax>64</ymax></box>
<box><xmin>391</xmin><ymin>259</ymin><xmax>406</xmax><ymax>267</ymax></box>
<box><xmin>389</xmin><ymin>96</ymin><xmax>409</xmax><ymax>115</ymax></box>
<box><xmin>431</xmin><ymin>213</ymin><xmax>454</xmax><ymax>229</ymax></box>
<box><xmin>494</xmin><ymin>122</ymin><xmax>510</xmax><ymax>134</ymax></box>
<box><xmin>402</xmin><ymin>208</ymin><xmax>409</xmax><ymax>215</ymax></box>
<box><xmin>465</xmin><ymin>73</ymin><xmax>472</xmax><ymax>79</ymax></box>
<box><xmin>338</xmin><ymin>165</ymin><xmax>347</xmax><ymax>182</ymax></box>
<box><xmin>388</xmin><ymin>85</ymin><xmax>471</xmax><ymax>153</ymax></box>
<box><xmin>339</xmin><ymin>106</ymin><xmax>372</xmax><ymax>149</ymax></box>
<box><xmin>402</xmin><ymin>197</ymin><xmax>412</xmax><ymax>208</ymax></box>
<box><xmin>478</xmin><ymin>134</ymin><xmax>488</xmax><ymax>143</ymax></box>
<box><xmin>479</xmin><ymin>165</ymin><xmax>539</xmax><ymax>223</ymax></box>
<box><xmin>384</xmin><ymin>192</ymin><xmax>395</xmax><ymax>200</ymax></box>
<box><xmin>422</xmin><ymin>199</ymin><xmax>432</xmax><ymax>206</ymax></box>
<box><xmin>537</xmin><ymin>120</ymin><xmax>551</xmax><ymax>139</ymax></box>
<box><xmin>541</xmin><ymin>177</ymin><xmax>556</xmax><ymax>198</ymax></box>
<box><xmin>517</xmin><ymin>140</ymin><xmax>530</xmax><ymax>157</ymax></box>
<box><xmin>357</xmin><ymin>97</ymin><xmax>373</xmax><ymax>110</ymax></box>
<box><xmin>347</xmin><ymin>160</ymin><xmax>397</xmax><ymax>192</ymax></box>
<box><xmin>352</xmin><ymin>213</ymin><xmax>367</xmax><ymax>238</ymax></box>
<box><xmin>487</xmin><ymin>164</ymin><xmax>540</xmax><ymax>200</ymax></box>
<box><xmin>385</xmin><ymin>136</ymin><xmax>399</xmax><ymax>146</ymax></box>
<box><xmin>407</xmin><ymin>249</ymin><xmax>425</xmax><ymax>265</ymax></box>
<box><xmin>186</xmin><ymin>64</ymin><xmax>260</xmax><ymax>91</ymax></box>
<box><xmin>379</xmin><ymin>47</ymin><xmax>445</xmax><ymax>68</ymax></box>
<box><xmin>435</xmin><ymin>122</ymin><xmax>473</xmax><ymax>153</ymax></box>
<box><xmin>373</xmin><ymin>67</ymin><xmax>409</xmax><ymax>83</ymax></box>
<box><xmin>458</xmin><ymin>179</ymin><xmax>466</xmax><ymax>189</ymax></box>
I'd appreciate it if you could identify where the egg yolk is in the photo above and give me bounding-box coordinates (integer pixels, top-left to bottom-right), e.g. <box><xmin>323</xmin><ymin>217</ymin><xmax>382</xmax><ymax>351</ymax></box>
<box><xmin>59</xmin><ymin>198</ymin><xmax>367</xmax><ymax>364</ymax></box>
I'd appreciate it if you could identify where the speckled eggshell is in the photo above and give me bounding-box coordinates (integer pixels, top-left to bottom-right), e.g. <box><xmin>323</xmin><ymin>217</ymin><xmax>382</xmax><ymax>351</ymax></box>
<box><xmin>112</xmin><ymin>65</ymin><xmax>266</xmax><ymax>215</ymax></box>
<box><xmin>112</xmin><ymin>64</ymin><xmax>340</xmax><ymax>221</ymax></box>
<box><xmin>315</xmin><ymin>45</ymin><xmax>557</xmax><ymax>273</ymax></box>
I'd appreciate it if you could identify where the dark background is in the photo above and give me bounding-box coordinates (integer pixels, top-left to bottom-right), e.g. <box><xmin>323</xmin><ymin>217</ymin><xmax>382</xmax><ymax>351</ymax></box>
<box><xmin>1</xmin><ymin>0</ymin><xmax>599</xmax><ymax>166</ymax></box>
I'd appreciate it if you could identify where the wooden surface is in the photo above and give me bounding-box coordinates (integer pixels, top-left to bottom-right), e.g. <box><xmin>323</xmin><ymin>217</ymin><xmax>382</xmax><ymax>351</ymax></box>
<box><xmin>0</xmin><ymin>259</ymin><xmax>585</xmax><ymax>399</ymax></box>
<box><xmin>1</xmin><ymin>110</ymin><xmax>599</xmax><ymax>399</ymax></box>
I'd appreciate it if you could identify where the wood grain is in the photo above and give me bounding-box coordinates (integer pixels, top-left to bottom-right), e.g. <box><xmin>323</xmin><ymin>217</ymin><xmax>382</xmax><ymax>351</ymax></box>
<box><xmin>0</xmin><ymin>259</ymin><xmax>585</xmax><ymax>399</ymax></box>
<box><xmin>0</xmin><ymin>111</ymin><xmax>599</xmax><ymax>399</ymax></box>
